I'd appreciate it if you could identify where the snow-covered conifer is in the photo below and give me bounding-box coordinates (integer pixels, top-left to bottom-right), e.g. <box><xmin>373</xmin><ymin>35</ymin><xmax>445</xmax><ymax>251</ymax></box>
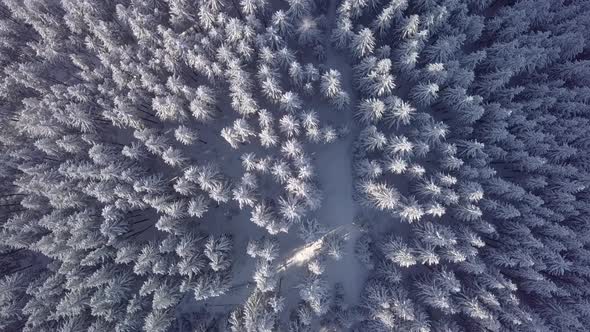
<box><xmin>162</xmin><ymin>147</ymin><xmax>188</xmax><ymax>167</ymax></box>
<box><xmin>384</xmin><ymin>156</ymin><xmax>408</xmax><ymax>174</ymax></box>
<box><xmin>356</xmin><ymin>98</ymin><xmax>386</xmax><ymax>124</ymax></box>
<box><xmin>355</xmin><ymin>159</ymin><xmax>383</xmax><ymax>179</ymax></box>
<box><xmin>331</xmin><ymin>91</ymin><xmax>351</xmax><ymax>110</ymax></box>
<box><xmin>253</xmin><ymin>259</ymin><xmax>279</xmax><ymax>292</ymax></box>
<box><xmin>188</xmin><ymin>195</ymin><xmax>209</xmax><ymax>218</ymax></box>
<box><xmin>233</xmin><ymin>183</ymin><xmax>257</xmax><ymax>209</ymax></box>
<box><xmin>279</xmin><ymin>114</ymin><xmax>301</xmax><ymax>138</ymax></box>
<box><xmin>221</xmin><ymin>127</ymin><xmax>241</xmax><ymax>149</ymax></box>
<box><xmin>297</xmin><ymin>16</ymin><xmax>321</xmax><ymax>45</ymax></box>
<box><xmin>360</xmin><ymin>180</ymin><xmax>400</xmax><ymax>210</ymax></box>
<box><xmin>387</xmin><ymin>135</ymin><xmax>414</xmax><ymax>156</ymax></box>
<box><xmin>280</xmin><ymin>91</ymin><xmax>303</xmax><ymax>113</ymax></box>
<box><xmin>352</xmin><ymin>27</ymin><xmax>375</xmax><ymax>58</ymax></box>
<box><xmin>257</xmin><ymin>109</ymin><xmax>274</xmax><ymax>128</ymax></box>
<box><xmin>288</xmin><ymin>62</ymin><xmax>305</xmax><ymax>87</ymax></box>
<box><xmin>174</xmin><ymin>125</ymin><xmax>200</xmax><ymax>145</ymax></box>
<box><xmin>259</xmin><ymin>128</ymin><xmax>279</xmax><ymax>148</ymax></box>
<box><xmin>407</xmin><ymin>164</ymin><xmax>426</xmax><ymax>178</ymax></box>
<box><xmin>271</xmin><ymin>160</ymin><xmax>291</xmax><ymax>184</ymax></box>
<box><xmin>298</xmin><ymin>218</ymin><xmax>325</xmax><ymax>242</ymax></box>
<box><xmin>276</xmin><ymin>47</ymin><xmax>296</xmax><ymax>68</ymax></box>
<box><xmin>307</xmin><ymin>258</ymin><xmax>325</xmax><ymax>275</ymax></box>
<box><xmin>286</xmin><ymin>177</ymin><xmax>312</xmax><ymax>198</ymax></box>
<box><xmin>358</xmin><ymin>126</ymin><xmax>387</xmax><ymax>152</ymax></box>
<box><xmin>298</xmin><ymin>275</ymin><xmax>331</xmax><ymax>315</ymax></box>
<box><xmin>424</xmin><ymin>34</ymin><xmax>465</xmax><ymax>63</ymax></box>
<box><xmin>384</xmin><ymin>96</ymin><xmax>416</xmax><ymax>128</ymax></box>
<box><xmin>372</xmin><ymin>0</ymin><xmax>407</xmax><ymax>35</ymax></box>
<box><xmin>272</xmin><ymin>10</ymin><xmax>293</xmax><ymax>34</ymax></box>
<box><xmin>323</xmin><ymin>232</ymin><xmax>346</xmax><ymax>260</ymax></box>
<box><xmin>152</xmin><ymin>95</ymin><xmax>188</xmax><ymax>122</ymax></box>
<box><xmin>251</xmin><ymin>202</ymin><xmax>276</xmax><ymax>230</ymax></box>
<box><xmin>321</xmin><ymin>126</ymin><xmax>339</xmax><ymax>143</ymax></box>
<box><xmin>321</xmin><ymin>69</ymin><xmax>344</xmax><ymax>99</ymax></box>
<box><xmin>381</xmin><ymin>236</ymin><xmax>416</xmax><ymax>267</ymax></box>
<box><xmin>410</xmin><ymin>82</ymin><xmax>439</xmax><ymax>106</ymax></box>
<box><xmin>331</xmin><ymin>15</ymin><xmax>354</xmax><ymax>49</ymax></box>
<box><xmin>247</xmin><ymin>237</ymin><xmax>279</xmax><ymax>262</ymax></box>
<box><xmin>281</xmin><ymin>139</ymin><xmax>303</xmax><ymax>159</ymax></box>
<box><xmin>397</xmin><ymin>197</ymin><xmax>425</xmax><ymax>223</ymax></box>
<box><xmin>190</xmin><ymin>86</ymin><xmax>218</xmax><ymax>122</ymax></box>
<box><xmin>417</xmin><ymin>118</ymin><xmax>449</xmax><ymax>146</ymax></box>
<box><xmin>278</xmin><ymin>195</ymin><xmax>306</xmax><ymax>222</ymax></box>
<box><xmin>357</xmin><ymin>58</ymin><xmax>396</xmax><ymax>97</ymax></box>
<box><xmin>400</xmin><ymin>15</ymin><xmax>420</xmax><ymax>39</ymax></box>
<box><xmin>204</xmin><ymin>235</ymin><xmax>232</xmax><ymax>272</ymax></box>
<box><xmin>301</xmin><ymin>110</ymin><xmax>319</xmax><ymax>131</ymax></box>
<box><xmin>261</xmin><ymin>76</ymin><xmax>283</xmax><ymax>102</ymax></box>
<box><xmin>208</xmin><ymin>181</ymin><xmax>232</xmax><ymax>203</ymax></box>
<box><xmin>458</xmin><ymin>181</ymin><xmax>484</xmax><ymax>202</ymax></box>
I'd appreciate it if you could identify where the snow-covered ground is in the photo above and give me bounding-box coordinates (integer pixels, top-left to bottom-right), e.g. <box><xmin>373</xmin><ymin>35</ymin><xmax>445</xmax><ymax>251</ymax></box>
<box><xmin>311</xmin><ymin>131</ymin><xmax>366</xmax><ymax>303</ymax></box>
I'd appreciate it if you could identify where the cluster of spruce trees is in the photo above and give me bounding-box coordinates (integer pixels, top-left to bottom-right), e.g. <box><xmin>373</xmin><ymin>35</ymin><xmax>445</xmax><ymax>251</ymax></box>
<box><xmin>0</xmin><ymin>0</ymin><xmax>341</xmax><ymax>330</ymax></box>
<box><xmin>347</xmin><ymin>0</ymin><xmax>590</xmax><ymax>331</ymax></box>
<box><xmin>1</xmin><ymin>0</ymin><xmax>589</xmax><ymax>331</ymax></box>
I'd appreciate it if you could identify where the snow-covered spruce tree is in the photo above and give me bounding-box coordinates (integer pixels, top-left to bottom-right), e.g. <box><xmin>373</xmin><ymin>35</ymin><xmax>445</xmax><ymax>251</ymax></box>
<box><xmin>228</xmin><ymin>291</ymin><xmax>283</xmax><ymax>332</ymax></box>
<box><xmin>297</xmin><ymin>274</ymin><xmax>332</xmax><ymax>316</ymax></box>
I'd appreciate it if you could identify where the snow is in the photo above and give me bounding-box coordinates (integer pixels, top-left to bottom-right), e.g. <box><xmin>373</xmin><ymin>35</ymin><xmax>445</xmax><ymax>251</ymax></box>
<box><xmin>310</xmin><ymin>133</ymin><xmax>366</xmax><ymax>304</ymax></box>
<box><xmin>279</xmin><ymin>236</ymin><xmax>324</xmax><ymax>270</ymax></box>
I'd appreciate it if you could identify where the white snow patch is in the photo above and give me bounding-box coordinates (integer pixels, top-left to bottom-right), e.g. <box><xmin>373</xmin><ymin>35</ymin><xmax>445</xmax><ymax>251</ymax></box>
<box><xmin>279</xmin><ymin>237</ymin><xmax>324</xmax><ymax>270</ymax></box>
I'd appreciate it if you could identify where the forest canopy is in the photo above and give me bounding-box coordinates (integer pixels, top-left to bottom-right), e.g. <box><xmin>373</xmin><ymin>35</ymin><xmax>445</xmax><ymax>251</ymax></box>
<box><xmin>1</xmin><ymin>0</ymin><xmax>590</xmax><ymax>331</ymax></box>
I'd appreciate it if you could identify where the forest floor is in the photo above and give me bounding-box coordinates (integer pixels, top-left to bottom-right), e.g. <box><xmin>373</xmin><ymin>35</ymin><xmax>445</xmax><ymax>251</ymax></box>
<box><xmin>308</xmin><ymin>129</ymin><xmax>365</xmax><ymax>303</ymax></box>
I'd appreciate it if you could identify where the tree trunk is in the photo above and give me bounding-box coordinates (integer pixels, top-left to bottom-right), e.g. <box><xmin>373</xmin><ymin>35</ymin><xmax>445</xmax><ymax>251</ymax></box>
<box><xmin>132</xmin><ymin>218</ymin><xmax>151</xmax><ymax>225</ymax></box>
<box><xmin>141</xmin><ymin>116</ymin><xmax>159</xmax><ymax>124</ymax></box>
